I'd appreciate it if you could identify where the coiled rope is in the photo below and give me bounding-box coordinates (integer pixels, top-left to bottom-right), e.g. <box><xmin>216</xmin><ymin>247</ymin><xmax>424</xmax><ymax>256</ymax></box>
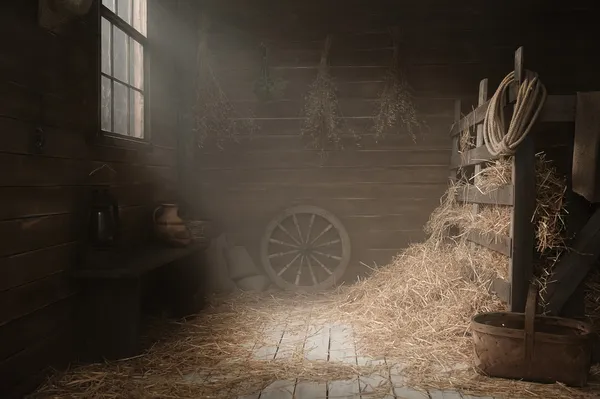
<box><xmin>482</xmin><ymin>70</ymin><xmax>547</xmax><ymax>157</ymax></box>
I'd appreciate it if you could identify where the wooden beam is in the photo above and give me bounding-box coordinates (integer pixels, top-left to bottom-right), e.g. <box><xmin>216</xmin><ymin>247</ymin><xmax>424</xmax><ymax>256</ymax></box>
<box><xmin>542</xmin><ymin>208</ymin><xmax>600</xmax><ymax>316</ymax></box>
<box><xmin>450</xmin><ymin>145</ymin><xmax>498</xmax><ymax>169</ymax></box>
<box><xmin>466</xmin><ymin>229</ymin><xmax>511</xmax><ymax>257</ymax></box>
<box><xmin>456</xmin><ymin>184</ymin><xmax>513</xmax><ymax>206</ymax></box>
<box><xmin>449</xmin><ymin>99</ymin><xmax>461</xmax><ymax>183</ymax></box>
<box><xmin>509</xmin><ymin>46</ymin><xmax>536</xmax><ymax>313</ymax></box>
<box><xmin>449</xmin><ymin>93</ymin><xmax>576</xmax><ymax>137</ymax></box>
<box><xmin>471</xmin><ymin>79</ymin><xmax>489</xmax><ymax>245</ymax></box>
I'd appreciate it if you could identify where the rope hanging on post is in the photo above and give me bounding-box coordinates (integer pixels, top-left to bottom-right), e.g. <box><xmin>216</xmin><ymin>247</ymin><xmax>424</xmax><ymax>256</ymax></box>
<box><xmin>482</xmin><ymin>70</ymin><xmax>547</xmax><ymax>157</ymax></box>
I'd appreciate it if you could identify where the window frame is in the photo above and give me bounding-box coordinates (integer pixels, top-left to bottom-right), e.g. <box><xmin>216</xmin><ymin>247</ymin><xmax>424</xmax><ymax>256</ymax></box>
<box><xmin>97</xmin><ymin>0</ymin><xmax>150</xmax><ymax>147</ymax></box>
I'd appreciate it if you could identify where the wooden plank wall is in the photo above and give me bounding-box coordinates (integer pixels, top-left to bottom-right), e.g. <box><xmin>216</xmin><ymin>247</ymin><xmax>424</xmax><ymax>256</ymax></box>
<box><xmin>190</xmin><ymin>29</ymin><xmax>454</xmax><ymax>280</ymax></box>
<box><xmin>187</xmin><ymin>0</ymin><xmax>600</xmax><ymax>281</ymax></box>
<box><xmin>0</xmin><ymin>1</ymin><xmax>182</xmax><ymax>396</ymax></box>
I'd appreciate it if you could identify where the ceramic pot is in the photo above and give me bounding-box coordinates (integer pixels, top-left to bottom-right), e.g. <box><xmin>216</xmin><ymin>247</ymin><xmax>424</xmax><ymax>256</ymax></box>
<box><xmin>153</xmin><ymin>204</ymin><xmax>192</xmax><ymax>247</ymax></box>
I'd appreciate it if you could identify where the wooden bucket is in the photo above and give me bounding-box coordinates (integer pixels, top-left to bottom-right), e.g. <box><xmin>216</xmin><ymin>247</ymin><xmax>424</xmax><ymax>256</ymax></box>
<box><xmin>471</xmin><ymin>284</ymin><xmax>594</xmax><ymax>387</ymax></box>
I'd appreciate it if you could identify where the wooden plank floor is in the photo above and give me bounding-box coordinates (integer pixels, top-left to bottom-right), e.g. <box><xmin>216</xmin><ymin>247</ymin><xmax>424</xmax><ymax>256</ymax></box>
<box><xmin>219</xmin><ymin>307</ymin><xmax>505</xmax><ymax>399</ymax></box>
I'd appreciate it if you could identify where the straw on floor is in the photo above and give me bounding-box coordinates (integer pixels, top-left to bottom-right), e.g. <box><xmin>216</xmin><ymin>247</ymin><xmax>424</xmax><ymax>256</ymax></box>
<box><xmin>33</xmin><ymin>151</ymin><xmax>591</xmax><ymax>399</ymax></box>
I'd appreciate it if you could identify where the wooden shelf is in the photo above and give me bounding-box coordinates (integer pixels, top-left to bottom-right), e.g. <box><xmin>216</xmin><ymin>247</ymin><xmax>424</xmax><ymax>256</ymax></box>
<box><xmin>76</xmin><ymin>240</ymin><xmax>209</xmax><ymax>279</ymax></box>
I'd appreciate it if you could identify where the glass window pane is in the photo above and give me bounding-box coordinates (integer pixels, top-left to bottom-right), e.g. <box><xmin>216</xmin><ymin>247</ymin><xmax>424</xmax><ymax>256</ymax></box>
<box><xmin>117</xmin><ymin>0</ymin><xmax>132</xmax><ymax>24</ymax></box>
<box><xmin>101</xmin><ymin>76</ymin><xmax>112</xmax><ymax>131</ymax></box>
<box><xmin>114</xmin><ymin>82</ymin><xmax>129</xmax><ymax>135</ymax></box>
<box><xmin>113</xmin><ymin>26</ymin><xmax>128</xmax><ymax>83</ymax></box>
<box><xmin>102</xmin><ymin>0</ymin><xmax>115</xmax><ymax>12</ymax></box>
<box><xmin>132</xmin><ymin>0</ymin><xmax>147</xmax><ymax>36</ymax></box>
<box><xmin>101</xmin><ymin>18</ymin><xmax>111</xmax><ymax>74</ymax></box>
<box><xmin>129</xmin><ymin>38</ymin><xmax>143</xmax><ymax>90</ymax></box>
<box><xmin>130</xmin><ymin>90</ymin><xmax>144</xmax><ymax>138</ymax></box>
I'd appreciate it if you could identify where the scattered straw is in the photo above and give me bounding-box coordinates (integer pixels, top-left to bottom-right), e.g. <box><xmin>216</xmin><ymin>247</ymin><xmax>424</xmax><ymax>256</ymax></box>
<box><xmin>333</xmin><ymin>239</ymin><xmax>600</xmax><ymax>397</ymax></box>
<box><xmin>34</xmin><ymin>294</ymin><xmax>386</xmax><ymax>399</ymax></box>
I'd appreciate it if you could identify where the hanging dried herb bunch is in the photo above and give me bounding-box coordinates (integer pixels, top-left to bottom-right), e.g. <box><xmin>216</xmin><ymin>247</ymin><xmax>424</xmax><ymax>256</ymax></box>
<box><xmin>301</xmin><ymin>35</ymin><xmax>345</xmax><ymax>150</ymax></box>
<box><xmin>373</xmin><ymin>27</ymin><xmax>422</xmax><ymax>142</ymax></box>
<box><xmin>192</xmin><ymin>18</ymin><xmax>257</xmax><ymax>149</ymax></box>
<box><xmin>253</xmin><ymin>43</ymin><xmax>287</xmax><ymax>101</ymax></box>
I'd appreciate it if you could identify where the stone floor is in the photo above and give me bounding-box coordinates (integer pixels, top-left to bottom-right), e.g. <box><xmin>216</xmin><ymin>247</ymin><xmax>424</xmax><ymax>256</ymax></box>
<box><xmin>187</xmin><ymin>307</ymin><xmax>503</xmax><ymax>399</ymax></box>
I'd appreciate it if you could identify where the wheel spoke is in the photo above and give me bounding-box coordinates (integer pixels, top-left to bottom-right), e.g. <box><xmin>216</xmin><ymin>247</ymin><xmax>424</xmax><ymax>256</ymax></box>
<box><xmin>309</xmin><ymin>223</ymin><xmax>333</xmax><ymax>245</ymax></box>
<box><xmin>277</xmin><ymin>223</ymin><xmax>301</xmax><ymax>245</ymax></box>
<box><xmin>292</xmin><ymin>214</ymin><xmax>304</xmax><ymax>244</ymax></box>
<box><xmin>313</xmin><ymin>250</ymin><xmax>342</xmax><ymax>261</ymax></box>
<box><xmin>314</xmin><ymin>239</ymin><xmax>341</xmax><ymax>248</ymax></box>
<box><xmin>306</xmin><ymin>256</ymin><xmax>318</xmax><ymax>285</ymax></box>
<box><xmin>310</xmin><ymin>254</ymin><xmax>333</xmax><ymax>275</ymax></box>
<box><xmin>269</xmin><ymin>238</ymin><xmax>299</xmax><ymax>249</ymax></box>
<box><xmin>277</xmin><ymin>252</ymin><xmax>302</xmax><ymax>276</ymax></box>
<box><xmin>269</xmin><ymin>249</ymin><xmax>299</xmax><ymax>259</ymax></box>
<box><xmin>305</xmin><ymin>214</ymin><xmax>315</xmax><ymax>243</ymax></box>
<box><xmin>295</xmin><ymin>255</ymin><xmax>304</xmax><ymax>285</ymax></box>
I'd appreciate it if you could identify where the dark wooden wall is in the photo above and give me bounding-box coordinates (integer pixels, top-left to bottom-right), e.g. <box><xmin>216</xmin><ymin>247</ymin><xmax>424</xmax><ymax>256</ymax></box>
<box><xmin>0</xmin><ymin>1</ymin><xmax>182</xmax><ymax>396</ymax></box>
<box><xmin>190</xmin><ymin>30</ymin><xmax>453</xmax><ymax>280</ymax></box>
<box><xmin>186</xmin><ymin>0</ymin><xmax>600</xmax><ymax>280</ymax></box>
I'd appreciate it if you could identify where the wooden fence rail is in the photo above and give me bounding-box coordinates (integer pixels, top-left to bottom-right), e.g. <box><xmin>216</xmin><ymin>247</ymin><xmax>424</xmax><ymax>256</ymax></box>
<box><xmin>448</xmin><ymin>47</ymin><xmax>576</xmax><ymax>312</ymax></box>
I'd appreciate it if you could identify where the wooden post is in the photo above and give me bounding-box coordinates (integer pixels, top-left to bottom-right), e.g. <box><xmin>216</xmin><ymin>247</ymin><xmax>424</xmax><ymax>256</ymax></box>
<box><xmin>509</xmin><ymin>46</ymin><xmax>536</xmax><ymax>312</ymax></box>
<box><xmin>450</xmin><ymin>99</ymin><xmax>461</xmax><ymax>183</ymax></box>
<box><xmin>471</xmin><ymin>79</ymin><xmax>489</xmax><ymax>250</ymax></box>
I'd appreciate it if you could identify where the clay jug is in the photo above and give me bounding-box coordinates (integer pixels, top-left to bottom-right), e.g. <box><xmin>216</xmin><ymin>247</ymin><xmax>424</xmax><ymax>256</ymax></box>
<box><xmin>153</xmin><ymin>204</ymin><xmax>192</xmax><ymax>247</ymax></box>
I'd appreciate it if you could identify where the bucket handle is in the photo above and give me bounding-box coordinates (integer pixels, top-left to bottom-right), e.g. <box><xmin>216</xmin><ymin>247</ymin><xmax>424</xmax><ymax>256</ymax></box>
<box><xmin>524</xmin><ymin>283</ymin><xmax>538</xmax><ymax>366</ymax></box>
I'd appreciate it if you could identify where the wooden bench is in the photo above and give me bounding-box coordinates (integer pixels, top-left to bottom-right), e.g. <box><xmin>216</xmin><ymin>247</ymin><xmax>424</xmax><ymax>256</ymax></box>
<box><xmin>75</xmin><ymin>241</ymin><xmax>208</xmax><ymax>361</ymax></box>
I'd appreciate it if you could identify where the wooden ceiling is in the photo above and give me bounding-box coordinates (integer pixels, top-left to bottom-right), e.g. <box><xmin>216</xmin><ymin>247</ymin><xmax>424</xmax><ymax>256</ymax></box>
<box><xmin>194</xmin><ymin>0</ymin><xmax>595</xmax><ymax>41</ymax></box>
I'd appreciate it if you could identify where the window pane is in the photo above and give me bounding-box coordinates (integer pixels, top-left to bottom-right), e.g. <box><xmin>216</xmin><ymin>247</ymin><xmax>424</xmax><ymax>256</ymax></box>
<box><xmin>132</xmin><ymin>0</ymin><xmax>147</xmax><ymax>36</ymax></box>
<box><xmin>102</xmin><ymin>0</ymin><xmax>115</xmax><ymax>12</ymax></box>
<box><xmin>130</xmin><ymin>38</ymin><xmax>143</xmax><ymax>90</ymax></box>
<box><xmin>130</xmin><ymin>90</ymin><xmax>144</xmax><ymax>138</ymax></box>
<box><xmin>101</xmin><ymin>76</ymin><xmax>112</xmax><ymax>131</ymax></box>
<box><xmin>117</xmin><ymin>0</ymin><xmax>132</xmax><ymax>24</ymax></box>
<box><xmin>113</xmin><ymin>26</ymin><xmax>128</xmax><ymax>83</ymax></box>
<box><xmin>101</xmin><ymin>18</ymin><xmax>111</xmax><ymax>74</ymax></box>
<box><xmin>114</xmin><ymin>82</ymin><xmax>129</xmax><ymax>135</ymax></box>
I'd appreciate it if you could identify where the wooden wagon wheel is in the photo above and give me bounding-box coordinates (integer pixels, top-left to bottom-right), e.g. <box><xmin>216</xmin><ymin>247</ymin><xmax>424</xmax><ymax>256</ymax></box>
<box><xmin>260</xmin><ymin>205</ymin><xmax>351</xmax><ymax>291</ymax></box>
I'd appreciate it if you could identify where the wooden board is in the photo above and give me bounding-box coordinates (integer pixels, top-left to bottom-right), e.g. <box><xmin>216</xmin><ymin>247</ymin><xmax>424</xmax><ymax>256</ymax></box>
<box><xmin>221</xmin><ymin>115</ymin><xmax>453</xmax><ymax>138</ymax></box>
<box><xmin>456</xmin><ymin>184</ymin><xmax>513</xmax><ymax>206</ymax></box>
<box><xmin>229</xmin><ymin>98</ymin><xmax>455</xmax><ymax>119</ymax></box>
<box><xmin>0</xmin><ymin>214</ymin><xmax>81</xmax><ymax>258</ymax></box>
<box><xmin>0</xmin><ymin>298</ymin><xmax>74</xmax><ymax>361</ymax></box>
<box><xmin>542</xmin><ymin>208</ymin><xmax>600</xmax><ymax>315</ymax></box>
<box><xmin>450</xmin><ymin>93</ymin><xmax>576</xmax><ymax>137</ymax></box>
<box><xmin>0</xmin><ymin>272</ymin><xmax>75</xmax><ymax>326</ymax></box>
<box><xmin>196</xmin><ymin>166</ymin><xmax>450</xmax><ymax>185</ymax></box>
<box><xmin>466</xmin><ymin>230</ymin><xmax>511</xmax><ymax>257</ymax></box>
<box><xmin>196</xmin><ymin>149</ymin><xmax>451</xmax><ymax>170</ymax></box>
<box><xmin>199</xmin><ymin>197</ymin><xmax>441</xmax><ymax>219</ymax></box>
<box><xmin>0</xmin><ymin>153</ymin><xmax>174</xmax><ymax>187</ymax></box>
<box><xmin>0</xmin><ymin>184</ymin><xmax>153</xmax><ymax>221</ymax></box>
<box><xmin>0</xmin><ymin>325</ymin><xmax>73</xmax><ymax>395</ymax></box>
<box><xmin>0</xmin><ymin>116</ymin><xmax>176</xmax><ymax>167</ymax></box>
<box><xmin>450</xmin><ymin>145</ymin><xmax>496</xmax><ymax>169</ymax></box>
<box><xmin>509</xmin><ymin>134</ymin><xmax>536</xmax><ymax>312</ymax></box>
<box><xmin>195</xmin><ymin>182</ymin><xmax>448</xmax><ymax>201</ymax></box>
<box><xmin>0</xmin><ymin>242</ymin><xmax>77</xmax><ymax>292</ymax></box>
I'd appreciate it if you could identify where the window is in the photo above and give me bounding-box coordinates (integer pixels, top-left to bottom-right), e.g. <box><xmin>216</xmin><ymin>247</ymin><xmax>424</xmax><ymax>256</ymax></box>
<box><xmin>101</xmin><ymin>0</ymin><xmax>147</xmax><ymax>139</ymax></box>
